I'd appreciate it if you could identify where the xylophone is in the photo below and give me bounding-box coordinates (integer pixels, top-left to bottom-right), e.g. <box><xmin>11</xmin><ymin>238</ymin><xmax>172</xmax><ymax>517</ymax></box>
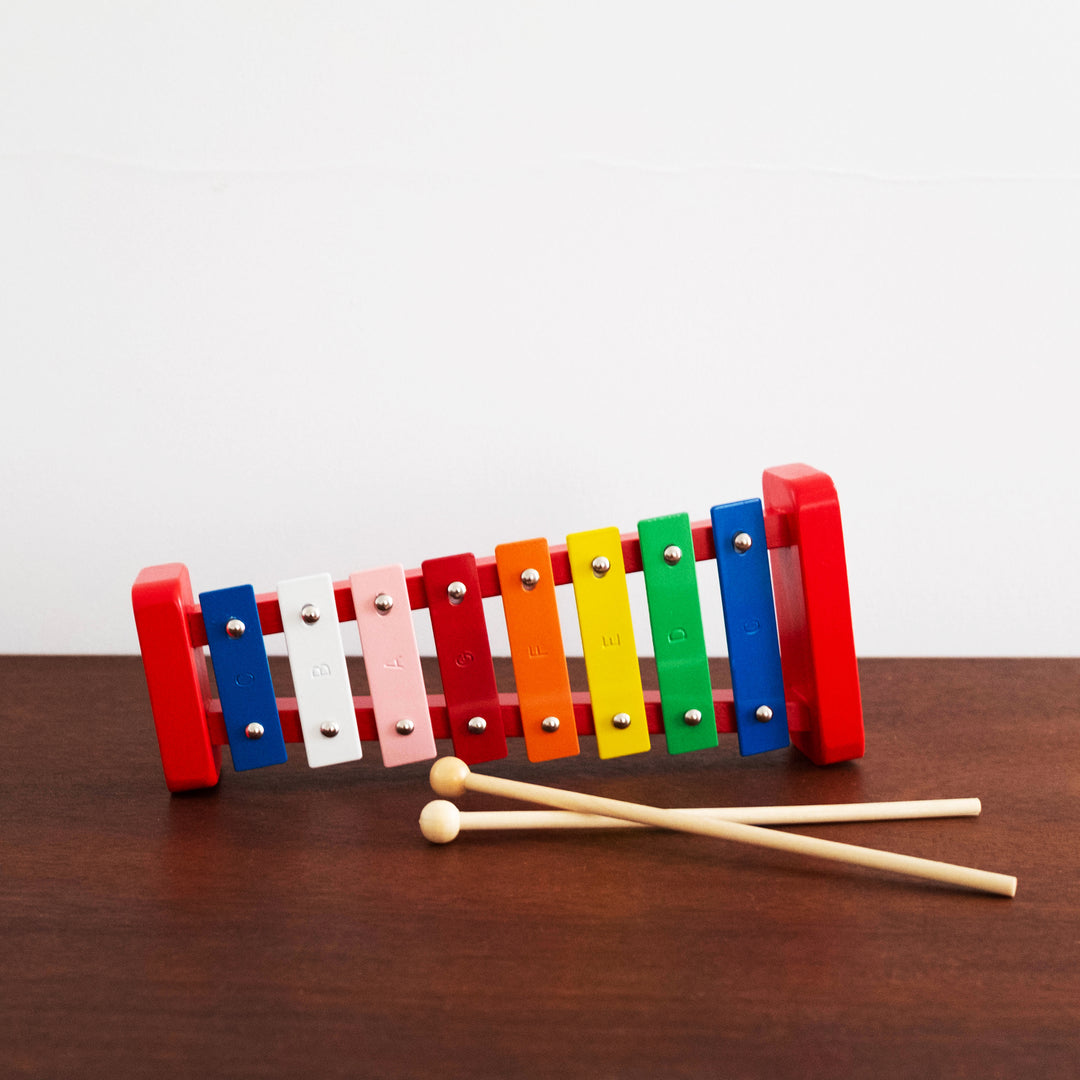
<box><xmin>131</xmin><ymin>463</ymin><xmax>863</xmax><ymax>793</ymax></box>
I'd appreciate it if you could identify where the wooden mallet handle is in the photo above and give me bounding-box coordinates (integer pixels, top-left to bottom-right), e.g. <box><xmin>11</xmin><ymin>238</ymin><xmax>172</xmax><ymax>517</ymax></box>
<box><xmin>427</xmin><ymin>758</ymin><xmax>1016</xmax><ymax>897</ymax></box>
<box><xmin>419</xmin><ymin>797</ymin><xmax>982</xmax><ymax>842</ymax></box>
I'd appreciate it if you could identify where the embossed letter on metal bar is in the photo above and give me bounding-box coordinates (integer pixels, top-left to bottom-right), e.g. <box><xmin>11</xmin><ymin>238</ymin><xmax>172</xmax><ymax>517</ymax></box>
<box><xmin>710</xmin><ymin>499</ymin><xmax>790</xmax><ymax>756</ymax></box>
<box><xmin>495</xmin><ymin>537</ymin><xmax>579</xmax><ymax>762</ymax></box>
<box><xmin>350</xmin><ymin>564</ymin><xmax>436</xmax><ymax>767</ymax></box>
<box><xmin>637</xmin><ymin>514</ymin><xmax>718</xmax><ymax>755</ymax></box>
<box><xmin>422</xmin><ymin>553</ymin><xmax>507</xmax><ymax>765</ymax></box>
<box><xmin>200</xmin><ymin>584</ymin><xmax>288</xmax><ymax>771</ymax></box>
<box><xmin>566</xmin><ymin>526</ymin><xmax>650</xmax><ymax>759</ymax></box>
<box><xmin>277</xmin><ymin>573</ymin><xmax>363</xmax><ymax>768</ymax></box>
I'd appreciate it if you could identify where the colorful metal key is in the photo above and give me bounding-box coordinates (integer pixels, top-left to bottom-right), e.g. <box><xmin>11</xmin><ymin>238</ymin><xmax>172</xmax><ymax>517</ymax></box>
<box><xmin>566</xmin><ymin>527</ymin><xmax>650</xmax><ymax>759</ymax></box>
<box><xmin>277</xmin><ymin>573</ymin><xmax>363</xmax><ymax>768</ymax></box>
<box><xmin>422</xmin><ymin>553</ymin><xmax>507</xmax><ymax>765</ymax></box>
<box><xmin>495</xmin><ymin>537</ymin><xmax>579</xmax><ymax>762</ymax></box>
<box><xmin>637</xmin><ymin>514</ymin><xmax>718</xmax><ymax>755</ymax></box>
<box><xmin>351</xmin><ymin>565</ymin><xmax>437</xmax><ymax>768</ymax></box>
<box><xmin>710</xmin><ymin>499</ymin><xmax>790</xmax><ymax>756</ymax></box>
<box><xmin>199</xmin><ymin>584</ymin><xmax>288</xmax><ymax>771</ymax></box>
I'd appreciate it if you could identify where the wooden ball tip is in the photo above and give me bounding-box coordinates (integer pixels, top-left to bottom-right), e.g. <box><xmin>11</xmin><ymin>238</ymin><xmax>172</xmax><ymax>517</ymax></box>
<box><xmin>419</xmin><ymin>800</ymin><xmax>461</xmax><ymax>844</ymax></box>
<box><xmin>429</xmin><ymin>756</ymin><xmax>470</xmax><ymax>797</ymax></box>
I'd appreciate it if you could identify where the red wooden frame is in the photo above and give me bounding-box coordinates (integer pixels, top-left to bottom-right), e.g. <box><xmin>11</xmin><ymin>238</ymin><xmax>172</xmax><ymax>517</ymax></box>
<box><xmin>762</xmin><ymin>465</ymin><xmax>864</xmax><ymax>764</ymax></box>
<box><xmin>131</xmin><ymin>465</ymin><xmax>862</xmax><ymax>791</ymax></box>
<box><xmin>131</xmin><ymin>563</ymin><xmax>221</xmax><ymax>793</ymax></box>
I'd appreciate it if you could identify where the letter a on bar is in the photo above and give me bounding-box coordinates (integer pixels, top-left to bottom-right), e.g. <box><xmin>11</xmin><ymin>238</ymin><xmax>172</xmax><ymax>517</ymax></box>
<box><xmin>637</xmin><ymin>514</ymin><xmax>718</xmax><ymax>755</ymax></box>
<box><xmin>567</xmin><ymin>527</ymin><xmax>650</xmax><ymax>759</ymax></box>
<box><xmin>350</xmin><ymin>565</ymin><xmax>436</xmax><ymax>767</ymax></box>
<box><xmin>199</xmin><ymin>584</ymin><xmax>288</xmax><ymax>771</ymax></box>
<box><xmin>495</xmin><ymin>537</ymin><xmax>579</xmax><ymax>762</ymax></box>
<box><xmin>277</xmin><ymin>573</ymin><xmax>363</xmax><ymax>768</ymax></box>
<box><xmin>710</xmin><ymin>499</ymin><xmax>790</xmax><ymax>756</ymax></box>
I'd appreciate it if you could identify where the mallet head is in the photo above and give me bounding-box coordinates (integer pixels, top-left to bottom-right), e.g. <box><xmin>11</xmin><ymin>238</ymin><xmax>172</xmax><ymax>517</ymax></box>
<box><xmin>429</xmin><ymin>756</ymin><xmax>471</xmax><ymax>798</ymax></box>
<box><xmin>419</xmin><ymin>800</ymin><xmax>462</xmax><ymax>844</ymax></box>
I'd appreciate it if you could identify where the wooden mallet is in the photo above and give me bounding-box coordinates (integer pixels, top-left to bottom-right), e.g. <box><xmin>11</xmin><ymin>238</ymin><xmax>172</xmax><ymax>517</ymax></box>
<box><xmin>419</xmin><ymin>797</ymin><xmax>983</xmax><ymax>841</ymax></box>
<box><xmin>425</xmin><ymin>758</ymin><xmax>1016</xmax><ymax>897</ymax></box>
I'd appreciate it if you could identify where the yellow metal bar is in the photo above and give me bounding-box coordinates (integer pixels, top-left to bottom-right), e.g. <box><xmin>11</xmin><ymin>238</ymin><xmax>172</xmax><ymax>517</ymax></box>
<box><xmin>566</xmin><ymin>527</ymin><xmax>650</xmax><ymax>759</ymax></box>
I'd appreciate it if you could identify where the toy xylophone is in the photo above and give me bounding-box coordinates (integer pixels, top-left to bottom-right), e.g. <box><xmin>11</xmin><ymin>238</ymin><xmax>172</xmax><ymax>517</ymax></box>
<box><xmin>132</xmin><ymin>463</ymin><xmax>863</xmax><ymax>793</ymax></box>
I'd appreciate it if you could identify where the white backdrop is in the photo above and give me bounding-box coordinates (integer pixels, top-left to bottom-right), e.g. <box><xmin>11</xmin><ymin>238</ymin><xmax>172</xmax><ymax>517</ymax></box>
<box><xmin>2</xmin><ymin>3</ymin><xmax>1076</xmax><ymax>656</ymax></box>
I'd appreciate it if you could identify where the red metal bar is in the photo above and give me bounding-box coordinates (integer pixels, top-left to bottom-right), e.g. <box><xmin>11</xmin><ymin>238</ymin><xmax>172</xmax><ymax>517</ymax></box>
<box><xmin>421</xmin><ymin>553</ymin><xmax>507</xmax><ymax>764</ymax></box>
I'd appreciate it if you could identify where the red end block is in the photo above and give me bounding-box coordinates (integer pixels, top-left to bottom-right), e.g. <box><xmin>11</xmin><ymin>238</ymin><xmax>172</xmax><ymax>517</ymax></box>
<box><xmin>132</xmin><ymin>564</ymin><xmax>221</xmax><ymax>792</ymax></box>
<box><xmin>762</xmin><ymin>466</ymin><xmax>864</xmax><ymax>765</ymax></box>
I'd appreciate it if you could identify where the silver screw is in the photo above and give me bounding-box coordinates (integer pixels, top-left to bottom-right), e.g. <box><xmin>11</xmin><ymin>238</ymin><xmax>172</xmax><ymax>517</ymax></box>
<box><xmin>447</xmin><ymin>581</ymin><xmax>467</xmax><ymax>604</ymax></box>
<box><xmin>374</xmin><ymin>593</ymin><xmax>394</xmax><ymax>614</ymax></box>
<box><xmin>245</xmin><ymin>722</ymin><xmax>264</xmax><ymax>740</ymax></box>
<box><xmin>395</xmin><ymin>719</ymin><xmax>415</xmax><ymax>736</ymax></box>
<box><xmin>520</xmin><ymin>567</ymin><xmax>541</xmax><ymax>590</ymax></box>
<box><xmin>663</xmin><ymin>545</ymin><xmax>682</xmax><ymax>566</ymax></box>
<box><xmin>612</xmin><ymin>712</ymin><xmax>632</xmax><ymax>729</ymax></box>
<box><xmin>541</xmin><ymin>716</ymin><xmax>560</xmax><ymax>733</ymax></box>
<box><xmin>683</xmin><ymin>708</ymin><xmax>702</xmax><ymax>726</ymax></box>
<box><xmin>591</xmin><ymin>555</ymin><xmax>611</xmax><ymax>578</ymax></box>
<box><xmin>301</xmin><ymin>603</ymin><xmax>320</xmax><ymax>625</ymax></box>
<box><xmin>225</xmin><ymin>618</ymin><xmax>246</xmax><ymax>639</ymax></box>
<box><xmin>467</xmin><ymin>716</ymin><xmax>487</xmax><ymax>734</ymax></box>
<box><xmin>755</xmin><ymin>705</ymin><xmax>773</xmax><ymax>723</ymax></box>
<box><xmin>733</xmin><ymin>532</ymin><xmax>753</xmax><ymax>554</ymax></box>
<box><xmin>320</xmin><ymin>721</ymin><xmax>340</xmax><ymax>738</ymax></box>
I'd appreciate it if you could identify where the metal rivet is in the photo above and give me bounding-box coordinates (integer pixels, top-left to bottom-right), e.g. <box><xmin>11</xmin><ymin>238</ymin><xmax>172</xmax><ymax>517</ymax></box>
<box><xmin>301</xmin><ymin>603</ymin><xmax>320</xmax><ymax>624</ymax></box>
<box><xmin>374</xmin><ymin>593</ymin><xmax>394</xmax><ymax>614</ymax></box>
<box><xmin>320</xmin><ymin>721</ymin><xmax>340</xmax><ymax>738</ymax></box>
<box><xmin>395</xmin><ymin>719</ymin><xmax>415</xmax><ymax>736</ymax></box>
<box><xmin>683</xmin><ymin>708</ymin><xmax>702</xmax><ymax>726</ymax></box>
<box><xmin>612</xmin><ymin>712</ymin><xmax>632</xmax><ymax>729</ymax></box>
<box><xmin>733</xmin><ymin>532</ymin><xmax>753</xmax><ymax>554</ymax></box>
<box><xmin>447</xmin><ymin>581</ymin><xmax>467</xmax><ymax>604</ymax></box>
<box><xmin>663</xmin><ymin>545</ymin><xmax>682</xmax><ymax>566</ymax></box>
<box><xmin>541</xmin><ymin>716</ymin><xmax>560</xmax><ymax>733</ymax></box>
<box><xmin>520</xmin><ymin>567</ymin><xmax>541</xmax><ymax>590</ymax></box>
<box><xmin>467</xmin><ymin>716</ymin><xmax>487</xmax><ymax>734</ymax></box>
<box><xmin>245</xmin><ymin>722</ymin><xmax>264</xmax><ymax>740</ymax></box>
<box><xmin>755</xmin><ymin>705</ymin><xmax>773</xmax><ymax>723</ymax></box>
<box><xmin>591</xmin><ymin>555</ymin><xmax>611</xmax><ymax>578</ymax></box>
<box><xmin>225</xmin><ymin>618</ymin><xmax>246</xmax><ymax>639</ymax></box>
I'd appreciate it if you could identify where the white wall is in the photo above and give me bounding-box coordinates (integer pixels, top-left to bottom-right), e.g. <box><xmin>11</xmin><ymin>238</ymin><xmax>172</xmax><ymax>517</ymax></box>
<box><xmin>2</xmin><ymin>3</ymin><xmax>1076</xmax><ymax>656</ymax></box>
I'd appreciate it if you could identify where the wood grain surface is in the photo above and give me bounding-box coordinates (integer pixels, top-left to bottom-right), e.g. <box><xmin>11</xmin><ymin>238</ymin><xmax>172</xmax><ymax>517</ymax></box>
<box><xmin>2</xmin><ymin>656</ymin><xmax>1078</xmax><ymax>1079</ymax></box>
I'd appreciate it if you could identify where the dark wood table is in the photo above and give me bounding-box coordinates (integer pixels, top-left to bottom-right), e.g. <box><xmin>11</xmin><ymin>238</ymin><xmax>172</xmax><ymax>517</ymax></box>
<box><xmin>3</xmin><ymin>657</ymin><xmax>1078</xmax><ymax>1079</ymax></box>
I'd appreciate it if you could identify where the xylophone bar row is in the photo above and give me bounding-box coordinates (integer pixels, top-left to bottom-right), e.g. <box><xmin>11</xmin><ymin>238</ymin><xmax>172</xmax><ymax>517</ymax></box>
<box><xmin>193</xmin><ymin>503</ymin><xmax>786</xmax><ymax>771</ymax></box>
